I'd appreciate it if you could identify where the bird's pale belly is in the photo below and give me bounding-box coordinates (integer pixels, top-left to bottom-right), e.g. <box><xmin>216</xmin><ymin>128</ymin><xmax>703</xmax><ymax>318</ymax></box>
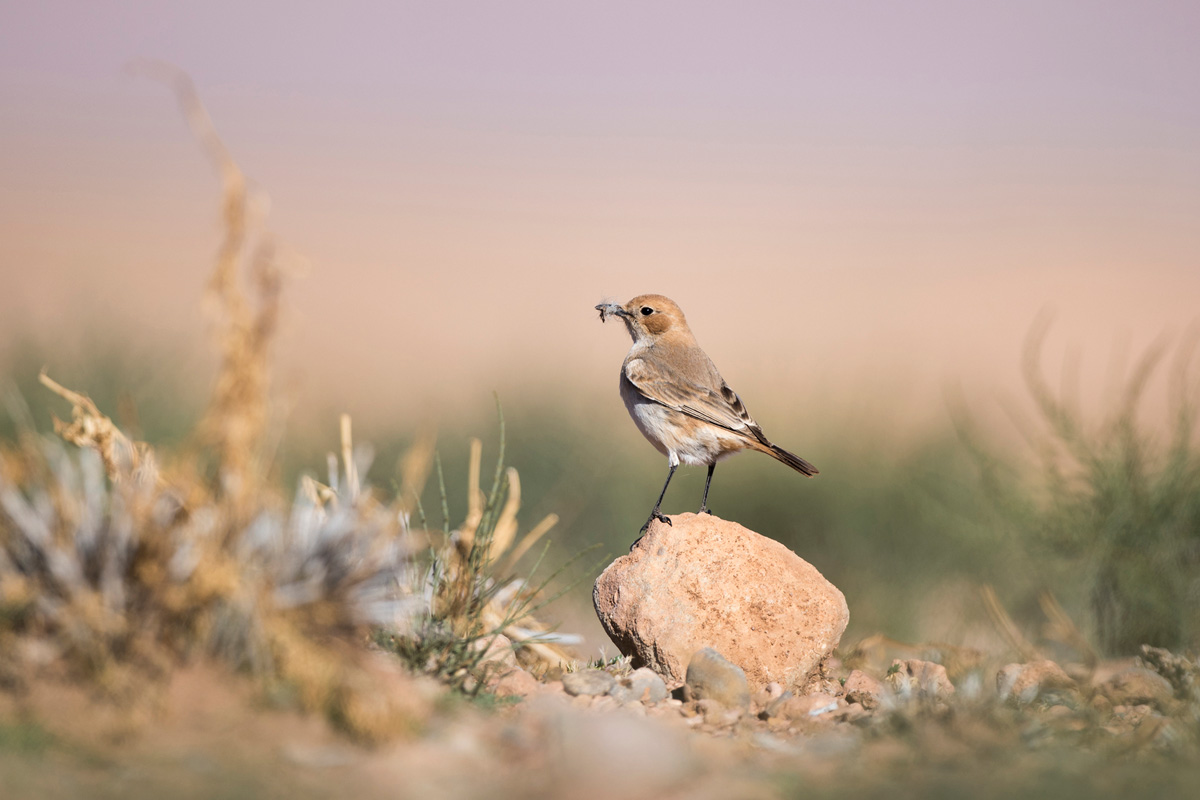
<box><xmin>620</xmin><ymin>374</ymin><xmax>747</xmax><ymax>466</ymax></box>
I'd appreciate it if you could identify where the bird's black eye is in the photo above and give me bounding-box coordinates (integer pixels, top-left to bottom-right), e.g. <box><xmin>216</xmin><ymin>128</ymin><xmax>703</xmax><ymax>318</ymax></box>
<box><xmin>641</xmin><ymin>306</ymin><xmax>653</xmax><ymax>316</ymax></box>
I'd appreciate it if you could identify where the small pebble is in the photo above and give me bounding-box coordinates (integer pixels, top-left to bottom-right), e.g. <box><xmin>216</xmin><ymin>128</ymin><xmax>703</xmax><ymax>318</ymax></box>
<box><xmin>563</xmin><ymin>669</ymin><xmax>617</xmax><ymax>697</ymax></box>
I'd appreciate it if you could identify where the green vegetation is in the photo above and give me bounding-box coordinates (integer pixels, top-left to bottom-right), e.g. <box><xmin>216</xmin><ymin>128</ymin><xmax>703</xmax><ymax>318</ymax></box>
<box><xmin>6</xmin><ymin>321</ymin><xmax>1197</xmax><ymax>660</ymax></box>
<box><xmin>375</xmin><ymin>407</ymin><xmax>596</xmax><ymax>696</ymax></box>
<box><xmin>957</xmin><ymin>317</ymin><xmax>1200</xmax><ymax>654</ymax></box>
<box><xmin>0</xmin><ymin>721</ymin><xmax>55</xmax><ymax>757</ymax></box>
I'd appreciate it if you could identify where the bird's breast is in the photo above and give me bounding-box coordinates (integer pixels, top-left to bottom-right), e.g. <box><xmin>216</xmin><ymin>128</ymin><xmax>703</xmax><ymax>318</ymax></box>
<box><xmin>619</xmin><ymin>369</ymin><xmax>749</xmax><ymax>465</ymax></box>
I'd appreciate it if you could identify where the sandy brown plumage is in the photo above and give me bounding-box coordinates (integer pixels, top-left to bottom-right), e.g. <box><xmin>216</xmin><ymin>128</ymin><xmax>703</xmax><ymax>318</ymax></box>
<box><xmin>596</xmin><ymin>294</ymin><xmax>816</xmax><ymax>531</ymax></box>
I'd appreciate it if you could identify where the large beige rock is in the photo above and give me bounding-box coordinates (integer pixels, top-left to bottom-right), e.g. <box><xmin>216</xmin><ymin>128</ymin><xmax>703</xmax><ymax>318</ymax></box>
<box><xmin>593</xmin><ymin>513</ymin><xmax>848</xmax><ymax>691</ymax></box>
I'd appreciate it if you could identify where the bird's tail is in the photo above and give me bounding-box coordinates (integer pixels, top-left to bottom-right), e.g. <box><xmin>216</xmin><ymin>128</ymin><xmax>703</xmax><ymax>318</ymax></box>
<box><xmin>762</xmin><ymin>442</ymin><xmax>819</xmax><ymax>476</ymax></box>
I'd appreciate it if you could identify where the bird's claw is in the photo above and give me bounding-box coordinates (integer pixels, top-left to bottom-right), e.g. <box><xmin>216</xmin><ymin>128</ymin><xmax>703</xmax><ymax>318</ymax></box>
<box><xmin>698</xmin><ymin>506</ymin><xmax>712</xmax><ymax>515</ymax></box>
<box><xmin>640</xmin><ymin>510</ymin><xmax>672</xmax><ymax>532</ymax></box>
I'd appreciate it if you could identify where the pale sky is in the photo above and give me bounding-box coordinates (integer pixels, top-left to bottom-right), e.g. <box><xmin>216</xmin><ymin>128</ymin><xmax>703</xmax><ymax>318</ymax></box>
<box><xmin>2</xmin><ymin>1</ymin><xmax>1198</xmax><ymax>430</ymax></box>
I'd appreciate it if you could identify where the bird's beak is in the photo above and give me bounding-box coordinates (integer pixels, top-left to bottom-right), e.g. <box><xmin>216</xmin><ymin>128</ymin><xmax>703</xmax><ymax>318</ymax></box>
<box><xmin>595</xmin><ymin>302</ymin><xmax>631</xmax><ymax>322</ymax></box>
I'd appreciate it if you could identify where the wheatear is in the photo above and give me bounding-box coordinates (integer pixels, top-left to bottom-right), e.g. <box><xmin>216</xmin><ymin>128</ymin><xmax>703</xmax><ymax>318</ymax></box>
<box><xmin>596</xmin><ymin>294</ymin><xmax>817</xmax><ymax>532</ymax></box>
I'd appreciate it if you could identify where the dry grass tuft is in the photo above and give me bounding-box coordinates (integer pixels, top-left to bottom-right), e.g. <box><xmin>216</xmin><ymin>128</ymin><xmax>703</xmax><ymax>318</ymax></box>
<box><xmin>0</xmin><ymin>67</ymin><xmax>570</xmax><ymax>740</ymax></box>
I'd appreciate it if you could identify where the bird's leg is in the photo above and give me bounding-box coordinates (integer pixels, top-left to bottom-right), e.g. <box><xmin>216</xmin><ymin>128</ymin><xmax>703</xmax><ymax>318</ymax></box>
<box><xmin>641</xmin><ymin>462</ymin><xmax>677</xmax><ymax>532</ymax></box>
<box><xmin>698</xmin><ymin>463</ymin><xmax>716</xmax><ymax>514</ymax></box>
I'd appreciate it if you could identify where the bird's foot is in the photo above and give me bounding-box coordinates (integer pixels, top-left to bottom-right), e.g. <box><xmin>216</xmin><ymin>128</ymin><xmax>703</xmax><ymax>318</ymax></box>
<box><xmin>640</xmin><ymin>510</ymin><xmax>672</xmax><ymax>532</ymax></box>
<box><xmin>697</xmin><ymin>505</ymin><xmax>713</xmax><ymax>515</ymax></box>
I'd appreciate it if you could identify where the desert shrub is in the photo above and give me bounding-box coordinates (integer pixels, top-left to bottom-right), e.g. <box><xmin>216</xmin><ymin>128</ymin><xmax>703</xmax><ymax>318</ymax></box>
<box><xmin>376</xmin><ymin>418</ymin><xmax>588</xmax><ymax>693</ymax></box>
<box><xmin>0</xmin><ymin>68</ymin><xmax>574</xmax><ymax>740</ymax></box>
<box><xmin>961</xmin><ymin>317</ymin><xmax>1200</xmax><ymax>654</ymax></box>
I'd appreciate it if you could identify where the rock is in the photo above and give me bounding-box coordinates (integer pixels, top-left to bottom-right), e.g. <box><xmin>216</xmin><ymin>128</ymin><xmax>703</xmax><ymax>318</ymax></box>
<box><xmin>562</xmin><ymin>669</ymin><xmax>617</xmax><ymax>697</ymax></box>
<box><xmin>838</xmin><ymin>702</ymin><xmax>871</xmax><ymax>725</ymax></box>
<box><xmin>608</xmin><ymin>685</ymin><xmax>637</xmax><ymax>705</ymax></box>
<box><xmin>593</xmin><ymin>513</ymin><xmax>849</xmax><ymax>690</ymax></box>
<box><xmin>494</xmin><ymin>667</ymin><xmax>541</xmax><ymax>698</ymax></box>
<box><xmin>685</xmin><ymin>647</ymin><xmax>750</xmax><ymax>709</ymax></box>
<box><xmin>773</xmin><ymin>692</ymin><xmax>842</xmax><ymax>721</ymax></box>
<box><xmin>752</xmin><ymin>682</ymin><xmax>785</xmax><ymax>710</ymax></box>
<box><xmin>1099</xmin><ymin>667</ymin><xmax>1175</xmax><ymax>711</ymax></box>
<box><xmin>761</xmin><ymin>691</ymin><xmax>792</xmax><ymax>718</ymax></box>
<box><xmin>1139</xmin><ymin>645</ymin><xmax>1198</xmax><ymax>699</ymax></box>
<box><xmin>884</xmin><ymin>659</ymin><xmax>955</xmax><ymax>701</ymax></box>
<box><xmin>590</xmin><ymin>695</ymin><xmax>620</xmax><ymax>713</ymax></box>
<box><xmin>996</xmin><ymin>660</ymin><xmax>1076</xmax><ymax>705</ymax></box>
<box><xmin>695</xmin><ymin>698</ymin><xmax>744</xmax><ymax>727</ymax></box>
<box><xmin>1111</xmin><ymin>703</ymin><xmax>1155</xmax><ymax>731</ymax></box>
<box><xmin>610</xmin><ymin>667</ymin><xmax>669</xmax><ymax>705</ymax></box>
<box><xmin>842</xmin><ymin>670</ymin><xmax>884</xmax><ymax>710</ymax></box>
<box><xmin>629</xmin><ymin>667</ymin><xmax>670</xmax><ymax>703</ymax></box>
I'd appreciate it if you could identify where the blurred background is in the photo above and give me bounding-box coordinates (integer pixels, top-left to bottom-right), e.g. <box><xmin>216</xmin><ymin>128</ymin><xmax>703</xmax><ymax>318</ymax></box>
<box><xmin>3</xmin><ymin>1</ymin><xmax>1198</xmax><ymax>657</ymax></box>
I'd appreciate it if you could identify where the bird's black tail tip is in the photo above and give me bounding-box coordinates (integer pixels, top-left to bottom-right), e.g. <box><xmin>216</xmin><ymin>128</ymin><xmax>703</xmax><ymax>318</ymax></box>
<box><xmin>769</xmin><ymin>444</ymin><xmax>819</xmax><ymax>477</ymax></box>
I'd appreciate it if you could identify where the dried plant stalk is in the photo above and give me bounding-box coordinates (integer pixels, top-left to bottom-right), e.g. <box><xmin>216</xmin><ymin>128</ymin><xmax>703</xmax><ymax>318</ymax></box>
<box><xmin>981</xmin><ymin>584</ymin><xmax>1042</xmax><ymax>662</ymax></box>
<box><xmin>38</xmin><ymin>371</ymin><xmax>140</xmax><ymax>480</ymax></box>
<box><xmin>133</xmin><ymin>60</ymin><xmax>283</xmax><ymax>516</ymax></box>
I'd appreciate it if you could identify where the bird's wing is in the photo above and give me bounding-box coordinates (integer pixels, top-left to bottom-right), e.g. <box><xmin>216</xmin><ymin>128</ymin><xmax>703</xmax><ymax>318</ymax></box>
<box><xmin>624</xmin><ymin>356</ymin><xmax>769</xmax><ymax>444</ymax></box>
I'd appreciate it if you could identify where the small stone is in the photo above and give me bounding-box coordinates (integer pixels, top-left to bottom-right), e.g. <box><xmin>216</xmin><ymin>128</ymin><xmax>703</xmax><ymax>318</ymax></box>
<box><xmin>1139</xmin><ymin>645</ymin><xmax>1199</xmax><ymax>698</ymax></box>
<box><xmin>590</xmin><ymin>695</ymin><xmax>619</xmax><ymax>713</ymax></box>
<box><xmin>762</xmin><ymin>691</ymin><xmax>793</xmax><ymax>719</ymax></box>
<box><xmin>1099</xmin><ymin>667</ymin><xmax>1175</xmax><ymax>711</ymax></box>
<box><xmin>1113</xmin><ymin>703</ymin><xmax>1154</xmax><ymax>727</ymax></box>
<box><xmin>885</xmin><ymin>659</ymin><xmax>955</xmax><ymax>700</ymax></box>
<box><xmin>753</xmin><ymin>682</ymin><xmax>786</xmax><ymax>710</ymax></box>
<box><xmin>843</xmin><ymin>670</ymin><xmax>884</xmax><ymax>710</ymax></box>
<box><xmin>767</xmin><ymin>715</ymin><xmax>790</xmax><ymax>732</ymax></box>
<box><xmin>609</xmin><ymin>684</ymin><xmax>636</xmax><ymax>705</ymax></box>
<box><xmin>996</xmin><ymin>660</ymin><xmax>1076</xmax><ymax>705</ymax></box>
<box><xmin>685</xmin><ymin>648</ymin><xmax>751</xmax><ymax>709</ymax></box>
<box><xmin>493</xmin><ymin>668</ymin><xmax>540</xmax><ymax>698</ymax></box>
<box><xmin>837</xmin><ymin>701</ymin><xmax>870</xmax><ymax>724</ymax></box>
<box><xmin>563</xmin><ymin>669</ymin><xmax>617</xmax><ymax>697</ymax></box>
<box><xmin>774</xmin><ymin>692</ymin><xmax>842</xmax><ymax>721</ymax></box>
<box><xmin>696</xmin><ymin>698</ymin><xmax>742</xmax><ymax>727</ymax></box>
<box><xmin>610</xmin><ymin>667</ymin><xmax>669</xmax><ymax>705</ymax></box>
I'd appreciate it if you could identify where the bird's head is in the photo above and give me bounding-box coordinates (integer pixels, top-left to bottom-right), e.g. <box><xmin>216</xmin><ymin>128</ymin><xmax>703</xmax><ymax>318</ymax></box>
<box><xmin>595</xmin><ymin>294</ymin><xmax>687</xmax><ymax>343</ymax></box>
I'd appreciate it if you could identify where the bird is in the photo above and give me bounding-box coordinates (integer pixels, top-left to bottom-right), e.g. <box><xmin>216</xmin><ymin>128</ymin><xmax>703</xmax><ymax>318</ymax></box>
<box><xmin>595</xmin><ymin>294</ymin><xmax>817</xmax><ymax>532</ymax></box>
